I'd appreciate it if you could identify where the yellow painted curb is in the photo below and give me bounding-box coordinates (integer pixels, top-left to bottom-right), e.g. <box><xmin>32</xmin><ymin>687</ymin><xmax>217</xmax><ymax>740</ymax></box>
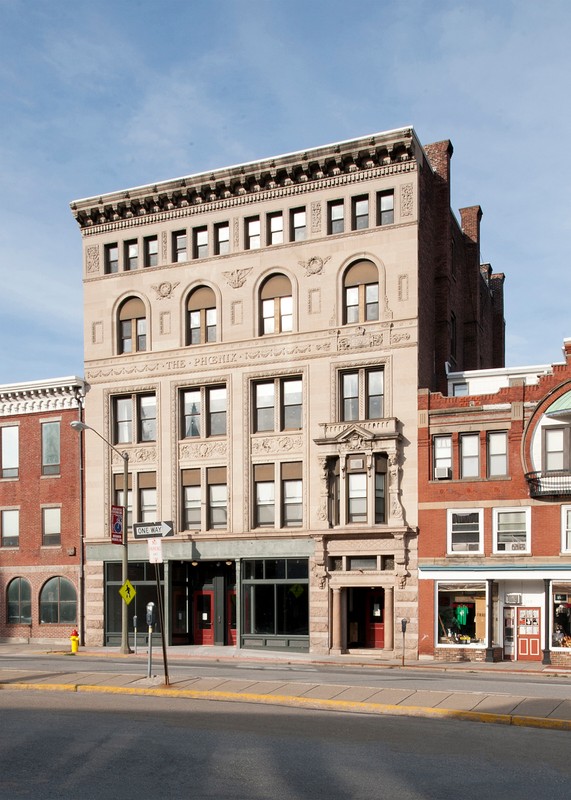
<box><xmin>2</xmin><ymin>681</ymin><xmax>570</xmax><ymax>731</ymax></box>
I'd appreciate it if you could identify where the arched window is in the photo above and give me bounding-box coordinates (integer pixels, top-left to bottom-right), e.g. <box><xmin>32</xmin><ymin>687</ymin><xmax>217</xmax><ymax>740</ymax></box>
<box><xmin>118</xmin><ymin>297</ymin><xmax>146</xmax><ymax>354</ymax></box>
<box><xmin>343</xmin><ymin>260</ymin><xmax>379</xmax><ymax>324</ymax></box>
<box><xmin>260</xmin><ymin>275</ymin><xmax>292</xmax><ymax>335</ymax></box>
<box><xmin>187</xmin><ymin>287</ymin><xmax>217</xmax><ymax>345</ymax></box>
<box><xmin>39</xmin><ymin>577</ymin><xmax>77</xmax><ymax>624</ymax></box>
<box><xmin>6</xmin><ymin>577</ymin><xmax>31</xmax><ymax>624</ymax></box>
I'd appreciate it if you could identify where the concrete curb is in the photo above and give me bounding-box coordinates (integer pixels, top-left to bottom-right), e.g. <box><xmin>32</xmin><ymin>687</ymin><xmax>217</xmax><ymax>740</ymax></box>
<box><xmin>2</xmin><ymin>681</ymin><xmax>570</xmax><ymax>731</ymax></box>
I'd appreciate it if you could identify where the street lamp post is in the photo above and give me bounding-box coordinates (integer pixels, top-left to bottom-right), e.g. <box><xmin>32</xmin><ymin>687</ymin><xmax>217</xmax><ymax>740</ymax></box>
<box><xmin>71</xmin><ymin>420</ymin><xmax>131</xmax><ymax>655</ymax></box>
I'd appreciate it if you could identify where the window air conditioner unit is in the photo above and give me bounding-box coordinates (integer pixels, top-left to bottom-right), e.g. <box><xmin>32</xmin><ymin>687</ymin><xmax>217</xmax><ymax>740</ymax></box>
<box><xmin>434</xmin><ymin>467</ymin><xmax>452</xmax><ymax>480</ymax></box>
<box><xmin>503</xmin><ymin>542</ymin><xmax>527</xmax><ymax>552</ymax></box>
<box><xmin>505</xmin><ymin>593</ymin><xmax>522</xmax><ymax>605</ymax></box>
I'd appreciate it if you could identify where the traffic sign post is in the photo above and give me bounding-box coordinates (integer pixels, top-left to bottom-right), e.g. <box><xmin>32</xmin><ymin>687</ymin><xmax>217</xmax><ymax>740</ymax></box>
<box><xmin>131</xmin><ymin>520</ymin><xmax>172</xmax><ymax>685</ymax></box>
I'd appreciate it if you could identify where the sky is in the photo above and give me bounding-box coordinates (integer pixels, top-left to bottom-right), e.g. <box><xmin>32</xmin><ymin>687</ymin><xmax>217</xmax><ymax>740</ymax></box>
<box><xmin>1</xmin><ymin>0</ymin><xmax>570</xmax><ymax>384</ymax></box>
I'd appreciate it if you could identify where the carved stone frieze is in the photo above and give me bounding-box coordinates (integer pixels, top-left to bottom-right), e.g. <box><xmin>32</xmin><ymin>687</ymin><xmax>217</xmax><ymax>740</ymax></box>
<box><xmin>311</xmin><ymin>201</ymin><xmax>321</xmax><ymax>233</ymax></box>
<box><xmin>251</xmin><ymin>435</ymin><xmax>302</xmax><ymax>455</ymax></box>
<box><xmin>337</xmin><ymin>327</ymin><xmax>385</xmax><ymax>351</ymax></box>
<box><xmin>179</xmin><ymin>441</ymin><xmax>228</xmax><ymax>460</ymax></box>
<box><xmin>112</xmin><ymin>447</ymin><xmax>157</xmax><ymax>464</ymax></box>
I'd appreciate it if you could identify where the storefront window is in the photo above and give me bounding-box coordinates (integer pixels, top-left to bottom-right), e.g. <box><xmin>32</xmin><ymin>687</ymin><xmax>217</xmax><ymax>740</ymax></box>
<box><xmin>242</xmin><ymin>558</ymin><xmax>309</xmax><ymax>642</ymax></box>
<box><xmin>552</xmin><ymin>586</ymin><xmax>571</xmax><ymax>648</ymax></box>
<box><xmin>437</xmin><ymin>583</ymin><xmax>486</xmax><ymax>645</ymax></box>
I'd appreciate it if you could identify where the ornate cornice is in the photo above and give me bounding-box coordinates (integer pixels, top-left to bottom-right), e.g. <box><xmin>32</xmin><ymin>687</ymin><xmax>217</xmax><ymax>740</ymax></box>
<box><xmin>0</xmin><ymin>378</ymin><xmax>86</xmax><ymax>417</ymax></box>
<box><xmin>70</xmin><ymin>129</ymin><xmax>418</xmax><ymax>232</ymax></box>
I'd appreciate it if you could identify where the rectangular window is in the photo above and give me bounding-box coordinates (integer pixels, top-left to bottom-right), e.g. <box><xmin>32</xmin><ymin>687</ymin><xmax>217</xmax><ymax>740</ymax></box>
<box><xmin>144</xmin><ymin>236</ymin><xmax>158</xmax><ymax>267</ymax></box>
<box><xmin>215</xmin><ymin>222</ymin><xmax>230</xmax><ymax>255</ymax></box>
<box><xmin>328</xmin><ymin>200</ymin><xmax>344</xmax><ymax>234</ymax></box>
<box><xmin>375</xmin><ymin>456</ymin><xmax>387</xmax><ymax>524</ymax></box>
<box><xmin>114</xmin><ymin>478</ymin><xmax>132</xmax><ymax>530</ymax></box>
<box><xmin>352</xmin><ymin>196</ymin><xmax>369</xmax><ymax>229</ymax></box>
<box><xmin>254</xmin><ymin>464</ymin><xmax>275</xmax><ymax>528</ymax></box>
<box><xmin>267</xmin><ymin>212</ymin><xmax>284</xmax><ymax>245</ymax></box>
<box><xmin>138</xmin><ymin>395</ymin><xmax>157</xmax><ymax>442</ymax></box>
<box><xmin>562</xmin><ymin>506</ymin><xmax>571</xmax><ymax>552</ymax></box>
<box><xmin>290</xmin><ymin>208</ymin><xmax>306</xmax><ymax>241</ymax></box>
<box><xmin>42</xmin><ymin>507</ymin><xmax>61</xmax><ymax>546</ymax></box>
<box><xmin>104</xmin><ymin>243</ymin><xmax>119</xmax><ymax>273</ymax></box>
<box><xmin>1</xmin><ymin>426</ymin><xmax>18</xmax><ymax>478</ymax></box>
<box><xmin>494</xmin><ymin>507</ymin><xmax>530</xmax><ymax>553</ymax></box>
<box><xmin>193</xmin><ymin>227</ymin><xmax>208</xmax><ymax>259</ymax></box>
<box><xmin>460</xmin><ymin>433</ymin><xmax>479</xmax><ymax>479</ymax></box>
<box><xmin>173</xmin><ymin>231</ymin><xmax>187</xmax><ymax>262</ymax></box>
<box><xmin>246</xmin><ymin>217</ymin><xmax>261</xmax><ymax>250</ymax></box>
<box><xmin>182</xmin><ymin>469</ymin><xmax>201</xmax><ymax>529</ymax></box>
<box><xmin>124</xmin><ymin>240</ymin><xmax>138</xmax><ymax>270</ymax></box>
<box><xmin>452</xmin><ymin>382</ymin><xmax>469</xmax><ymax>397</ymax></box>
<box><xmin>42</xmin><ymin>421</ymin><xmax>60</xmax><ymax>476</ymax></box>
<box><xmin>136</xmin><ymin>318</ymin><xmax>146</xmax><ymax>352</ymax></box>
<box><xmin>488</xmin><ymin>431</ymin><xmax>508</xmax><ymax>477</ymax></box>
<box><xmin>377</xmin><ymin>190</ymin><xmax>394</xmax><ymax>225</ymax></box>
<box><xmin>348</xmin><ymin>473</ymin><xmax>367</xmax><ymax>523</ymax></box>
<box><xmin>340</xmin><ymin>367</ymin><xmax>384</xmax><ymax>421</ymax></box>
<box><xmin>282</xmin><ymin>462</ymin><xmax>302</xmax><ymax>528</ymax></box>
<box><xmin>447</xmin><ymin>509</ymin><xmax>483</xmax><ymax>553</ymax></box>
<box><xmin>181</xmin><ymin>385</ymin><xmax>227</xmax><ymax>438</ymax></box>
<box><xmin>544</xmin><ymin>427</ymin><xmax>569</xmax><ymax>472</ymax></box>
<box><xmin>433</xmin><ymin>435</ymin><xmax>452</xmax><ymax>479</ymax></box>
<box><xmin>208</xmin><ymin>467</ymin><xmax>227</xmax><ymax>530</ymax></box>
<box><xmin>1</xmin><ymin>509</ymin><xmax>19</xmax><ymax>547</ymax></box>
<box><xmin>254</xmin><ymin>377</ymin><xmax>302</xmax><ymax>433</ymax></box>
<box><xmin>139</xmin><ymin>474</ymin><xmax>157</xmax><ymax>523</ymax></box>
<box><xmin>113</xmin><ymin>394</ymin><xmax>156</xmax><ymax>444</ymax></box>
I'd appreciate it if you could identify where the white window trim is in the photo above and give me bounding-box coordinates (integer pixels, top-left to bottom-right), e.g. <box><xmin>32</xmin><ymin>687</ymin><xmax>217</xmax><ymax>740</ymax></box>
<box><xmin>492</xmin><ymin>506</ymin><xmax>531</xmax><ymax>555</ymax></box>
<box><xmin>446</xmin><ymin>508</ymin><xmax>484</xmax><ymax>555</ymax></box>
<box><xmin>561</xmin><ymin>505</ymin><xmax>571</xmax><ymax>553</ymax></box>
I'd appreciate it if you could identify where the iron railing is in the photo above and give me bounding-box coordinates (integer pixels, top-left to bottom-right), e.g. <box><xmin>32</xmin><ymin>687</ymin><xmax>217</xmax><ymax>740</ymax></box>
<box><xmin>525</xmin><ymin>470</ymin><xmax>571</xmax><ymax>498</ymax></box>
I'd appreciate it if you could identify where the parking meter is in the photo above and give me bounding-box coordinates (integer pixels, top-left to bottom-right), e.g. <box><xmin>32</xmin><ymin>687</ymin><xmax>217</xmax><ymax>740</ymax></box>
<box><xmin>401</xmin><ymin>618</ymin><xmax>407</xmax><ymax>633</ymax></box>
<box><xmin>401</xmin><ymin>618</ymin><xmax>407</xmax><ymax>666</ymax></box>
<box><xmin>146</xmin><ymin>602</ymin><xmax>155</xmax><ymax>629</ymax></box>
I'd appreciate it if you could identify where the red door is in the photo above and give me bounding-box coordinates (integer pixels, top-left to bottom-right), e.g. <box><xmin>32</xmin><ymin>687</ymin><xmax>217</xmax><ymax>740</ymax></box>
<box><xmin>193</xmin><ymin>590</ymin><xmax>214</xmax><ymax>645</ymax></box>
<box><xmin>517</xmin><ymin>607</ymin><xmax>541</xmax><ymax>661</ymax></box>
<box><xmin>226</xmin><ymin>590</ymin><xmax>236</xmax><ymax>645</ymax></box>
<box><xmin>365</xmin><ymin>589</ymin><xmax>385</xmax><ymax>648</ymax></box>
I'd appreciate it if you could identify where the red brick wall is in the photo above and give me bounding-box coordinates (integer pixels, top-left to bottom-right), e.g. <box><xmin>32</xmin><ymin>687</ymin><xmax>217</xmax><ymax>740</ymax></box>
<box><xmin>0</xmin><ymin>406</ymin><xmax>81</xmax><ymax>642</ymax></box>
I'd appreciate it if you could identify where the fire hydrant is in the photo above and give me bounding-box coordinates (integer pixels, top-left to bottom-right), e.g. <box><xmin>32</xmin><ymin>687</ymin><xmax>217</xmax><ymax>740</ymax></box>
<box><xmin>70</xmin><ymin>629</ymin><xmax>79</xmax><ymax>654</ymax></box>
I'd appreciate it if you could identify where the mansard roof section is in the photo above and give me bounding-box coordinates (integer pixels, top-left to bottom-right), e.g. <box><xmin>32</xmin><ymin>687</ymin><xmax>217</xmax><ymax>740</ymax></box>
<box><xmin>70</xmin><ymin>126</ymin><xmax>420</xmax><ymax>230</ymax></box>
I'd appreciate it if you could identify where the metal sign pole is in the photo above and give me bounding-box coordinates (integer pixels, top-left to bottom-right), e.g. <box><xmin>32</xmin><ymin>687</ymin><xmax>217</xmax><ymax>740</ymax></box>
<box><xmin>155</xmin><ymin>562</ymin><xmax>170</xmax><ymax>686</ymax></box>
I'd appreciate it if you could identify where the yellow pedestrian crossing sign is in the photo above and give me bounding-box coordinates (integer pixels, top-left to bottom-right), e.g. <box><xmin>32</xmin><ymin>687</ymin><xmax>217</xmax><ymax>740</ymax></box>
<box><xmin>119</xmin><ymin>580</ymin><xmax>136</xmax><ymax>605</ymax></box>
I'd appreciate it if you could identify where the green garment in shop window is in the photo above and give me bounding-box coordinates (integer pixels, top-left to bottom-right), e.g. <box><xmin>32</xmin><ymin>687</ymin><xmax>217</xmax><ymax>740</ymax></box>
<box><xmin>455</xmin><ymin>604</ymin><xmax>468</xmax><ymax>626</ymax></box>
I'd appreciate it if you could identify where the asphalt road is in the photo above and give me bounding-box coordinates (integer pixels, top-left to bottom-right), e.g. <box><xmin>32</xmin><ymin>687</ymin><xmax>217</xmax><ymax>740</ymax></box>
<box><xmin>0</xmin><ymin>690</ymin><xmax>569</xmax><ymax>800</ymax></box>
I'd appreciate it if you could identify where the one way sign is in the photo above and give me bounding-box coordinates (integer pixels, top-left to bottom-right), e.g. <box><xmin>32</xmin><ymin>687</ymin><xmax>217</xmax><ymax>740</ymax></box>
<box><xmin>133</xmin><ymin>520</ymin><xmax>174</xmax><ymax>539</ymax></box>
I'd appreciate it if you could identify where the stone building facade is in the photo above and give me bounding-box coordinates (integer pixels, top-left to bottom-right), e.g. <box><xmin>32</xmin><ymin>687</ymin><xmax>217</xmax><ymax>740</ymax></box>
<box><xmin>0</xmin><ymin>377</ymin><xmax>86</xmax><ymax>643</ymax></box>
<box><xmin>70</xmin><ymin>126</ymin><xmax>504</xmax><ymax>656</ymax></box>
<box><xmin>419</xmin><ymin>339</ymin><xmax>571</xmax><ymax>666</ymax></box>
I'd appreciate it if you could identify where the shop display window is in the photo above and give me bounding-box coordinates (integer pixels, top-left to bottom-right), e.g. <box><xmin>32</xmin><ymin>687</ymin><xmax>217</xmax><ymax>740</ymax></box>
<box><xmin>552</xmin><ymin>587</ymin><xmax>571</xmax><ymax>648</ymax></box>
<box><xmin>437</xmin><ymin>583</ymin><xmax>486</xmax><ymax>645</ymax></box>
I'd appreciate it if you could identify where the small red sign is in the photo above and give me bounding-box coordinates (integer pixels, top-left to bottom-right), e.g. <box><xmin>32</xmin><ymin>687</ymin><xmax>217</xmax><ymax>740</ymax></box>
<box><xmin>111</xmin><ymin>505</ymin><xmax>124</xmax><ymax>545</ymax></box>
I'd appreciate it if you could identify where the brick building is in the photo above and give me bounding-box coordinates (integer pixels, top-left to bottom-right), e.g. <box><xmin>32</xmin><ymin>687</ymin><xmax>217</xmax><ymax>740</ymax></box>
<box><xmin>0</xmin><ymin>377</ymin><xmax>86</xmax><ymax>644</ymax></box>
<box><xmin>419</xmin><ymin>339</ymin><xmax>571</xmax><ymax>666</ymax></box>
<box><xmin>69</xmin><ymin>126</ymin><xmax>504</xmax><ymax>655</ymax></box>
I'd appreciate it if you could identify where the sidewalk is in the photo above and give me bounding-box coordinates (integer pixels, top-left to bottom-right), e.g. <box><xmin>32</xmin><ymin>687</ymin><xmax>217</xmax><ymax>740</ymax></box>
<box><xmin>1</xmin><ymin>643</ymin><xmax>571</xmax><ymax>731</ymax></box>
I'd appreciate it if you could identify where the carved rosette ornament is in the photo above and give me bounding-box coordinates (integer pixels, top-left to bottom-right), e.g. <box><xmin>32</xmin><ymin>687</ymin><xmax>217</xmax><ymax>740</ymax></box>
<box><xmin>86</xmin><ymin>245</ymin><xmax>100</xmax><ymax>274</ymax></box>
<box><xmin>299</xmin><ymin>255</ymin><xmax>330</xmax><ymax>277</ymax></box>
<box><xmin>180</xmin><ymin>441</ymin><xmax>228</xmax><ymax>460</ymax></box>
<box><xmin>152</xmin><ymin>281</ymin><xmax>180</xmax><ymax>300</ymax></box>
